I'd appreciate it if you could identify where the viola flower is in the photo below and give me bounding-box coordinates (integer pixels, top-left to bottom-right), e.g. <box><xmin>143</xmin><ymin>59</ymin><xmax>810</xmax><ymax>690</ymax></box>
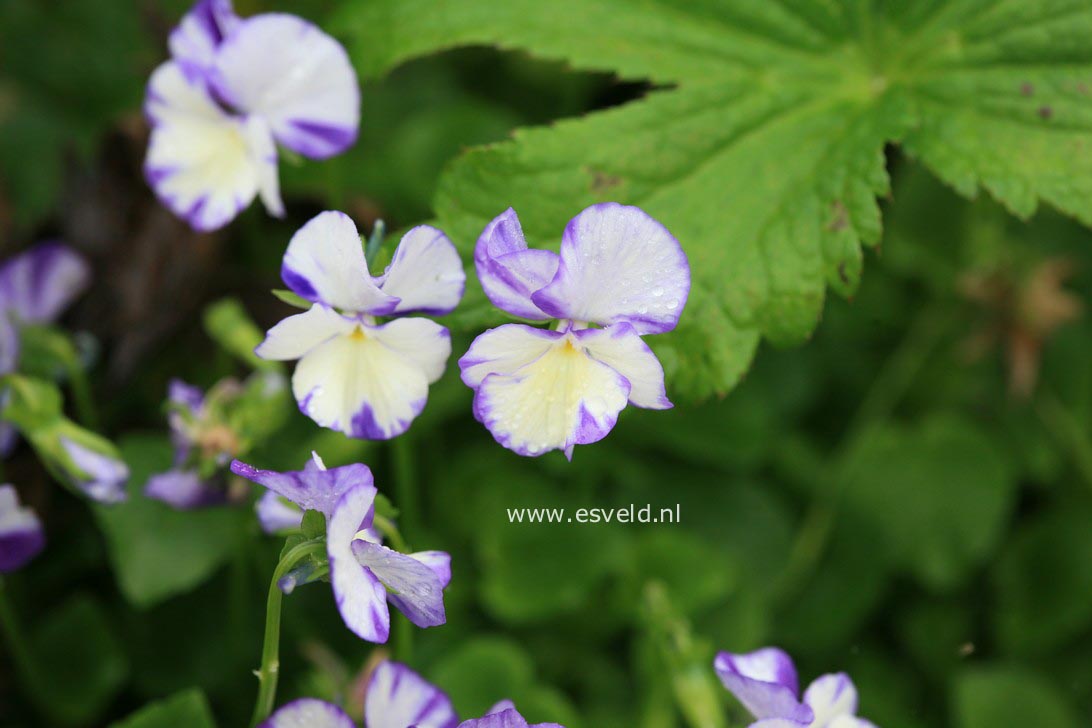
<box><xmin>714</xmin><ymin>647</ymin><xmax>877</xmax><ymax>728</ymax></box>
<box><xmin>262</xmin><ymin>660</ymin><xmax>458</xmax><ymax>728</ymax></box>
<box><xmin>458</xmin><ymin>701</ymin><xmax>564</xmax><ymax>728</ymax></box>
<box><xmin>459</xmin><ymin>203</ymin><xmax>689</xmax><ymax>459</ymax></box>
<box><xmin>146</xmin><ymin>380</ymin><xmax>227</xmax><ymax>508</ymax></box>
<box><xmin>0</xmin><ymin>243</ymin><xmax>91</xmax><ymax>455</ymax></box>
<box><xmin>60</xmin><ymin>437</ymin><xmax>129</xmax><ymax>504</ymax></box>
<box><xmin>231</xmin><ymin>455</ymin><xmax>451</xmax><ymax>642</ymax></box>
<box><xmin>145</xmin><ymin>0</ymin><xmax>360</xmax><ymax>231</ymax></box>
<box><xmin>256</xmin><ymin>211</ymin><xmax>464</xmax><ymax>440</ymax></box>
<box><xmin>0</xmin><ymin>485</ymin><xmax>45</xmax><ymax>572</ymax></box>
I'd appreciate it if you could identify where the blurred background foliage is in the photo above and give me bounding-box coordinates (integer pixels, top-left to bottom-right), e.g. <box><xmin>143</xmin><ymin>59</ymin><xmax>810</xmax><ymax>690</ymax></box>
<box><xmin>1</xmin><ymin>1</ymin><xmax>1091</xmax><ymax>727</ymax></box>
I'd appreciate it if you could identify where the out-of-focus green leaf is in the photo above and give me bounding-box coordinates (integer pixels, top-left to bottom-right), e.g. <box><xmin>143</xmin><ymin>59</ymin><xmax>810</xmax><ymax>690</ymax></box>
<box><xmin>841</xmin><ymin>414</ymin><xmax>1017</xmax><ymax>590</ymax></box>
<box><xmin>203</xmin><ymin>299</ymin><xmax>272</xmax><ymax>370</ymax></box>
<box><xmin>953</xmin><ymin>667</ymin><xmax>1079</xmax><ymax>728</ymax></box>
<box><xmin>29</xmin><ymin>594</ymin><xmax>129</xmax><ymax>725</ymax></box>
<box><xmin>993</xmin><ymin>501</ymin><xmax>1092</xmax><ymax>654</ymax></box>
<box><xmin>109</xmin><ymin>689</ymin><xmax>217</xmax><ymax>728</ymax></box>
<box><xmin>93</xmin><ymin>434</ymin><xmax>252</xmax><ymax>607</ymax></box>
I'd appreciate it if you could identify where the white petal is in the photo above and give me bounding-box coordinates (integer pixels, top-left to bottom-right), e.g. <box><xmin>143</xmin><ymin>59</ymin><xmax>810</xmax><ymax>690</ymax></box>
<box><xmin>281</xmin><ymin>211</ymin><xmax>398</xmax><ymax>313</ymax></box>
<box><xmin>409</xmin><ymin>550</ymin><xmax>452</xmax><ymax>588</ymax></box>
<box><xmin>378</xmin><ymin>225</ymin><xmax>465</xmax><ymax>315</ymax></box>
<box><xmin>577</xmin><ymin>323</ymin><xmax>671</xmax><ymax>409</ymax></box>
<box><xmin>0</xmin><ymin>243</ymin><xmax>90</xmax><ymax>324</ymax></box>
<box><xmin>145</xmin><ymin>62</ymin><xmax>279</xmax><ymax>232</ymax></box>
<box><xmin>327</xmin><ymin>484</ymin><xmax>388</xmax><ymax>642</ymax></box>
<box><xmin>262</xmin><ymin>698</ymin><xmax>355</xmax><ymax>728</ymax></box>
<box><xmin>804</xmin><ymin>673</ymin><xmax>858</xmax><ymax>727</ymax></box>
<box><xmin>255</xmin><ymin>304</ymin><xmax>355</xmax><ymax>361</ymax></box>
<box><xmin>168</xmin><ymin>0</ymin><xmax>239</xmax><ymax>83</ymax></box>
<box><xmin>458</xmin><ymin>324</ymin><xmax>561</xmax><ymax>390</ymax></box>
<box><xmin>352</xmin><ymin>541</ymin><xmax>446</xmax><ymax>629</ymax></box>
<box><xmin>212</xmin><ymin>13</ymin><xmax>359</xmax><ymax>158</ymax></box>
<box><xmin>473</xmin><ymin>332</ymin><xmax>631</xmax><ymax>458</ymax></box>
<box><xmin>292</xmin><ymin>323</ymin><xmax>431</xmax><ymax>440</ymax></box>
<box><xmin>365</xmin><ymin>661</ymin><xmax>458</xmax><ymax>728</ymax></box>
<box><xmin>531</xmin><ymin>203</ymin><xmax>690</xmax><ymax>334</ymax></box>
<box><xmin>473</xmin><ymin>208</ymin><xmax>557</xmax><ymax>320</ymax></box>
<box><xmin>369</xmin><ymin>318</ymin><xmax>451</xmax><ymax>384</ymax></box>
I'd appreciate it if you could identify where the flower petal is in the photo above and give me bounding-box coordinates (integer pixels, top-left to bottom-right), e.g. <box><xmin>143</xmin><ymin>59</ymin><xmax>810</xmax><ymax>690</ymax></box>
<box><xmin>60</xmin><ymin>438</ymin><xmax>129</xmax><ymax>504</ymax></box>
<box><xmin>212</xmin><ymin>13</ymin><xmax>359</xmax><ymax>158</ymax></box>
<box><xmin>327</xmin><ymin>483</ymin><xmax>389</xmax><ymax>642</ymax></box>
<box><xmin>378</xmin><ymin>226</ymin><xmax>466</xmax><ymax>315</ymax></box>
<box><xmin>351</xmin><ymin>540</ymin><xmax>446</xmax><ymax>629</ymax></box>
<box><xmin>803</xmin><ymin>673</ymin><xmax>858</xmax><ymax>726</ymax></box>
<box><xmin>145</xmin><ymin>62</ymin><xmax>280</xmax><ymax>231</ymax></box>
<box><xmin>255</xmin><ymin>490</ymin><xmax>303</xmax><ymax>534</ymax></box>
<box><xmin>168</xmin><ymin>0</ymin><xmax>239</xmax><ymax>84</ymax></box>
<box><xmin>145</xmin><ymin>469</ymin><xmax>224</xmax><ymax>509</ymax></box>
<box><xmin>0</xmin><ymin>243</ymin><xmax>90</xmax><ymax>324</ymax></box>
<box><xmin>369</xmin><ymin>317</ymin><xmax>452</xmax><ymax>384</ymax></box>
<box><xmin>0</xmin><ymin>485</ymin><xmax>45</xmax><ymax>573</ymax></box>
<box><xmin>458</xmin><ymin>705</ymin><xmax>564</xmax><ymax>728</ymax></box>
<box><xmin>230</xmin><ymin>457</ymin><xmax>374</xmax><ymax>518</ymax></box>
<box><xmin>408</xmin><ymin>550</ymin><xmax>452</xmax><ymax>588</ymax></box>
<box><xmin>473</xmin><ymin>332</ymin><xmax>631</xmax><ymax>458</ymax></box>
<box><xmin>474</xmin><ymin>208</ymin><xmax>558</xmax><ymax>320</ymax></box>
<box><xmin>576</xmin><ymin>323</ymin><xmax>671</xmax><ymax>409</ymax></box>
<box><xmin>365</xmin><ymin>660</ymin><xmax>459</xmax><ymax>728</ymax></box>
<box><xmin>280</xmin><ymin>212</ymin><xmax>398</xmax><ymax>314</ymax></box>
<box><xmin>530</xmin><ymin>203</ymin><xmax>689</xmax><ymax>334</ymax></box>
<box><xmin>261</xmin><ymin>698</ymin><xmax>355</xmax><ymax>728</ymax></box>
<box><xmin>714</xmin><ymin>648</ymin><xmax>812</xmax><ymax>723</ymax></box>
<box><xmin>458</xmin><ymin>324</ymin><xmax>561</xmax><ymax>390</ymax></box>
<box><xmin>292</xmin><ymin>323</ymin><xmax>433</xmax><ymax>440</ymax></box>
<box><xmin>0</xmin><ymin>314</ymin><xmax>17</xmax><ymax>377</ymax></box>
<box><xmin>256</xmin><ymin>304</ymin><xmax>356</xmax><ymax>361</ymax></box>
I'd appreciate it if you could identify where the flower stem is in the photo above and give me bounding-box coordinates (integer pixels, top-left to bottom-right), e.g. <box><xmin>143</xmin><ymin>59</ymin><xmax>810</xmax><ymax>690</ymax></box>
<box><xmin>250</xmin><ymin>539</ymin><xmax>325</xmax><ymax>727</ymax></box>
<box><xmin>61</xmin><ymin>347</ymin><xmax>99</xmax><ymax>430</ymax></box>
<box><xmin>391</xmin><ymin>434</ymin><xmax>419</xmax><ymax>541</ymax></box>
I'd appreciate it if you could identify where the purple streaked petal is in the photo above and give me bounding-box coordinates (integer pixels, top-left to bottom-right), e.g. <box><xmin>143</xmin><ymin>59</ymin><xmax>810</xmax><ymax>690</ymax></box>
<box><xmin>458</xmin><ymin>324</ymin><xmax>562</xmax><ymax>390</ymax></box>
<box><xmin>352</xmin><ymin>540</ymin><xmax>446</xmax><ymax>629</ymax></box>
<box><xmin>458</xmin><ymin>705</ymin><xmax>564</xmax><ymax>728</ymax></box>
<box><xmin>144</xmin><ymin>61</ymin><xmax>273</xmax><ymax>232</ymax></box>
<box><xmin>0</xmin><ymin>242</ymin><xmax>90</xmax><ymax>325</ymax></box>
<box><xmin>803</xmin><ymin>673</ymin><xmax>859</xmax><ymax>725</ymax></box>
<box><xmin>0</xmin><ymin>485</ymin><xmax>44</xmax><ymax>573</ymax></box>
<box><xmin>260</xmin><ymin>698</ymin><xmax>355</xmax><ymax>728</ymax></box>
<box><xmin>408</xmin><ymin>550</ymin><xmax>452</xmax><ymax>589</ymax></box>
<box><xmin>530</xmin><ymin>203</ymin><xmax>689</xmax><ymax>334</ymax></box>
<box><xmin>471</xmin><ymin>330</ymin><xmax>631</xmax><ymax>459</ymax></box>
<box><xmin>474</xmin><ymin>208</ymin><xmax>557</xmax><ymax>320</ymax></box>
<box><xmin>365</xmin><ymin>660</ymin><xmax>458</xmax><ymax>728</ymax></box>
<box><xmin>255</xmin><ymin>304</ymin><xmax>356</xmax><ymax>362</ymax></box>
<box><xmin>231</xmin><ymin>456</ymin><xmax>374</xmax><ymax>518</ymax></box>
<box><xmin>168</xmin><ymin>0</ymin><xmax>239</xmax><ymax>84</ymax></box>
<box><xmin>60</xmin><ymin>438</ymin><xmax>129</xmax><ymax>504</ymax></box>
<box><xmin>714</xmin><ymin>648</ymin><xmax>812</xmax><ymax>723</ymax></box>
<box><xmin>0</xmin><ymin>422</ymin><xmax>16</xmax><ymax>459</ymax></box>
<box><xmin>575</xmin><ymin>323</ymin><xmax>671</xmax><ymax>409</ymax></box>
<box><xmin>255</xmin><ymin>490</ymin><xmax>303</xmax><ymax>534</ymax></box>
<box><xmin>168</xmin><ymin>379</ymin><xmax>205</xmax><ymax>414</ymax></box>
<box><xmin>0</xmin><ymin>314</ymin><xmax>17</xmax><ymax>378</ymax></box>
<box><xmin>377</xmin><ymin>225</ymin><xmax>465</xmax><ymax>316</ymax></box>
<box><xmin>327</xmin><ymin>483</ymin><xmax>388</xmax><ymax>642</ymax></box>
<box><xmin>145</xmin><ymin>469</ymin><xmax>224</xmax><ymax>509</ymax></box>
<box><xmin>211</xmin><ymin>13</ymin><xmax>359</xmax><ymax>158</ymax></box>
<box><xmin>280</xmin><ymin>211</ymin><xmax>398</xmax><ymax>314</ymax></box>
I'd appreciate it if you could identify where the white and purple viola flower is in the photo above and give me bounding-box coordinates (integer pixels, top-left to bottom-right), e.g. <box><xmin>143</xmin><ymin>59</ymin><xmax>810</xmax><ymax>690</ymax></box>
<box><xmin>232</xmin><ymin>454</ymin><xmax>451</xmax><ymax>643</ymax></box>
<box><xmin>715</xmin><ymin>647</ymin><xmax>877</xmax><ymax>728</ymax></box>
<box><xmin>0</xmin><ymin>485</ymin><xmax>45</xmax><ymax>573</ymax></box>
<box><xmin>263</xmin><ymin>660</ymin><xmax>458</xmax><ymax>728</ymax></box>
<box><xmin>457</xmin><ymin>700</ymin><xmax>564</xmax><ymax>728</ymax></box>
<box><xmin>0</xmin><ymin>243</ymin><xmax>91</xmax><ymax>455</ymax></box>
<box><xmin>459</xmin><ymin>203</ymin><xmax>689</xmax><ymax>459</ymax></box>
<box><xmin>256</xmin><ymin>211</ymin><xmax>464</xmax><ymax>440</ymax></box>
<box><xmin>145</xmin><ymin>0</ymin><xmax>360</xmax><ymax>231</ymax></box>
<box><xmin>59</xmin><ymin>437</ymin><xmax>130</xmax><ymax>504</ymax></box>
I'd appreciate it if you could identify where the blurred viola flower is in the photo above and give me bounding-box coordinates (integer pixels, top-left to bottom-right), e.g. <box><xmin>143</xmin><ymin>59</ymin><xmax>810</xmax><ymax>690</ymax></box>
<box><xmin>256</xmin><ymin>211</ymin><xmax>464</xmax><ymax>440</ymax></box>
<box><xmin>457</xmin><ymin>700</ymin><xmax>564</xmax><ymax>728</ymax></box>
<box><xmin>460</xmin><ymin>203</ymin><xmax>689</xmax><ymax>459</ymax></box>
<box><xmin>232</xmin><ymin>455</ymin><xmax>451</xmax><ymax>643</ymax></box>
<box><xmin>714</xmin><ymin>647</ymin><xmax>877</xmax><ymax>728</ymax></box>
<box><xmin>59</xmin><ymin>436</ymin><xmax>129</xmax><ymax>504</ymax></box>
<box><xmin>144</xmin><ymin>0</ymin><xmax>360</xmax><ymax>231</ymax></box>
<box><xmin>0</xmin><ymin>243</ymin><xmax>91</xmax><ymax>455</ymax></box>
<box><xmin>0</xmin><ymin>485</ymin><xmax>45</xmax><ymax>572</ymax></box>
<box><xmin>262</xmin><ymin>660</ymin><xmax>458</xmax><ymax>728</ymax></box>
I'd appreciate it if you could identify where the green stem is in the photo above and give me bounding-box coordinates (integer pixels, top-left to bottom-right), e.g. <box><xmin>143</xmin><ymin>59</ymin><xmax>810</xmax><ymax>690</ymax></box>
<box><xmin>772</xmin><ymin>305</ymin><xmax>951</xmax><ymax>604</ymax></box>
<box><xmin>391</xmin><ymin>435</ymin><xmax>419</xmax><ymax>542</ymax></box>
<box><xmin>63</xmin><ymin>355</ymin><xmax>99</xmax><ymax>431</ymax></box>
<box><xmin>1037</xmin><ymin>391</ymin><xmax>1092</xmax><ymax>494</ymax></box>
<box><xmin>250</xmin><ymin>539</ymin><xmax>325</xmax><ymax>727</ymax></box>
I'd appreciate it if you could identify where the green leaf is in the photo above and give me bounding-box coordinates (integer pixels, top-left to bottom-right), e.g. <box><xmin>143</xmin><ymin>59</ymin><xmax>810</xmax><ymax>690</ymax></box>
<box><xmin>335</xmin><ymin>0</ymin><xmax>1092</xmax><ymax>399</ymax></box>
<box><xmin>301</xmin><ymin>509</ymin><xmax>326</xmax><ymax>540</ymax></box>
<box><xmin>841</xmin><ymin>413</ymin><xmax>1017</xmax><ymax>590</ymax></box>
<box><xmin>202</xmin><ymin>298</ymin><xmax>272</xmax><ymax>370</ymax></box>
<box><xmin>29</xmin><ymin>594</ymin><xmax>129</xmax><ymax>725</ymax></box>
<box><xmin>271</xmin><ymin>289</ymin><xmax>312</xmax><ymax>310</ymax></box>
<box><xmin>953</xmin><ymin>666</ymin><xmax>1079</xmax><ymax>728</ymax></box>
<box><xmin>110</xmin><ymin>689</ymin><xmax>217</xmax><ymax>728</ymax></box>
<box><xmin>93</xmin><ymin>434</ymin><xmax>252</xmax><ymax>607</ymax></box>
